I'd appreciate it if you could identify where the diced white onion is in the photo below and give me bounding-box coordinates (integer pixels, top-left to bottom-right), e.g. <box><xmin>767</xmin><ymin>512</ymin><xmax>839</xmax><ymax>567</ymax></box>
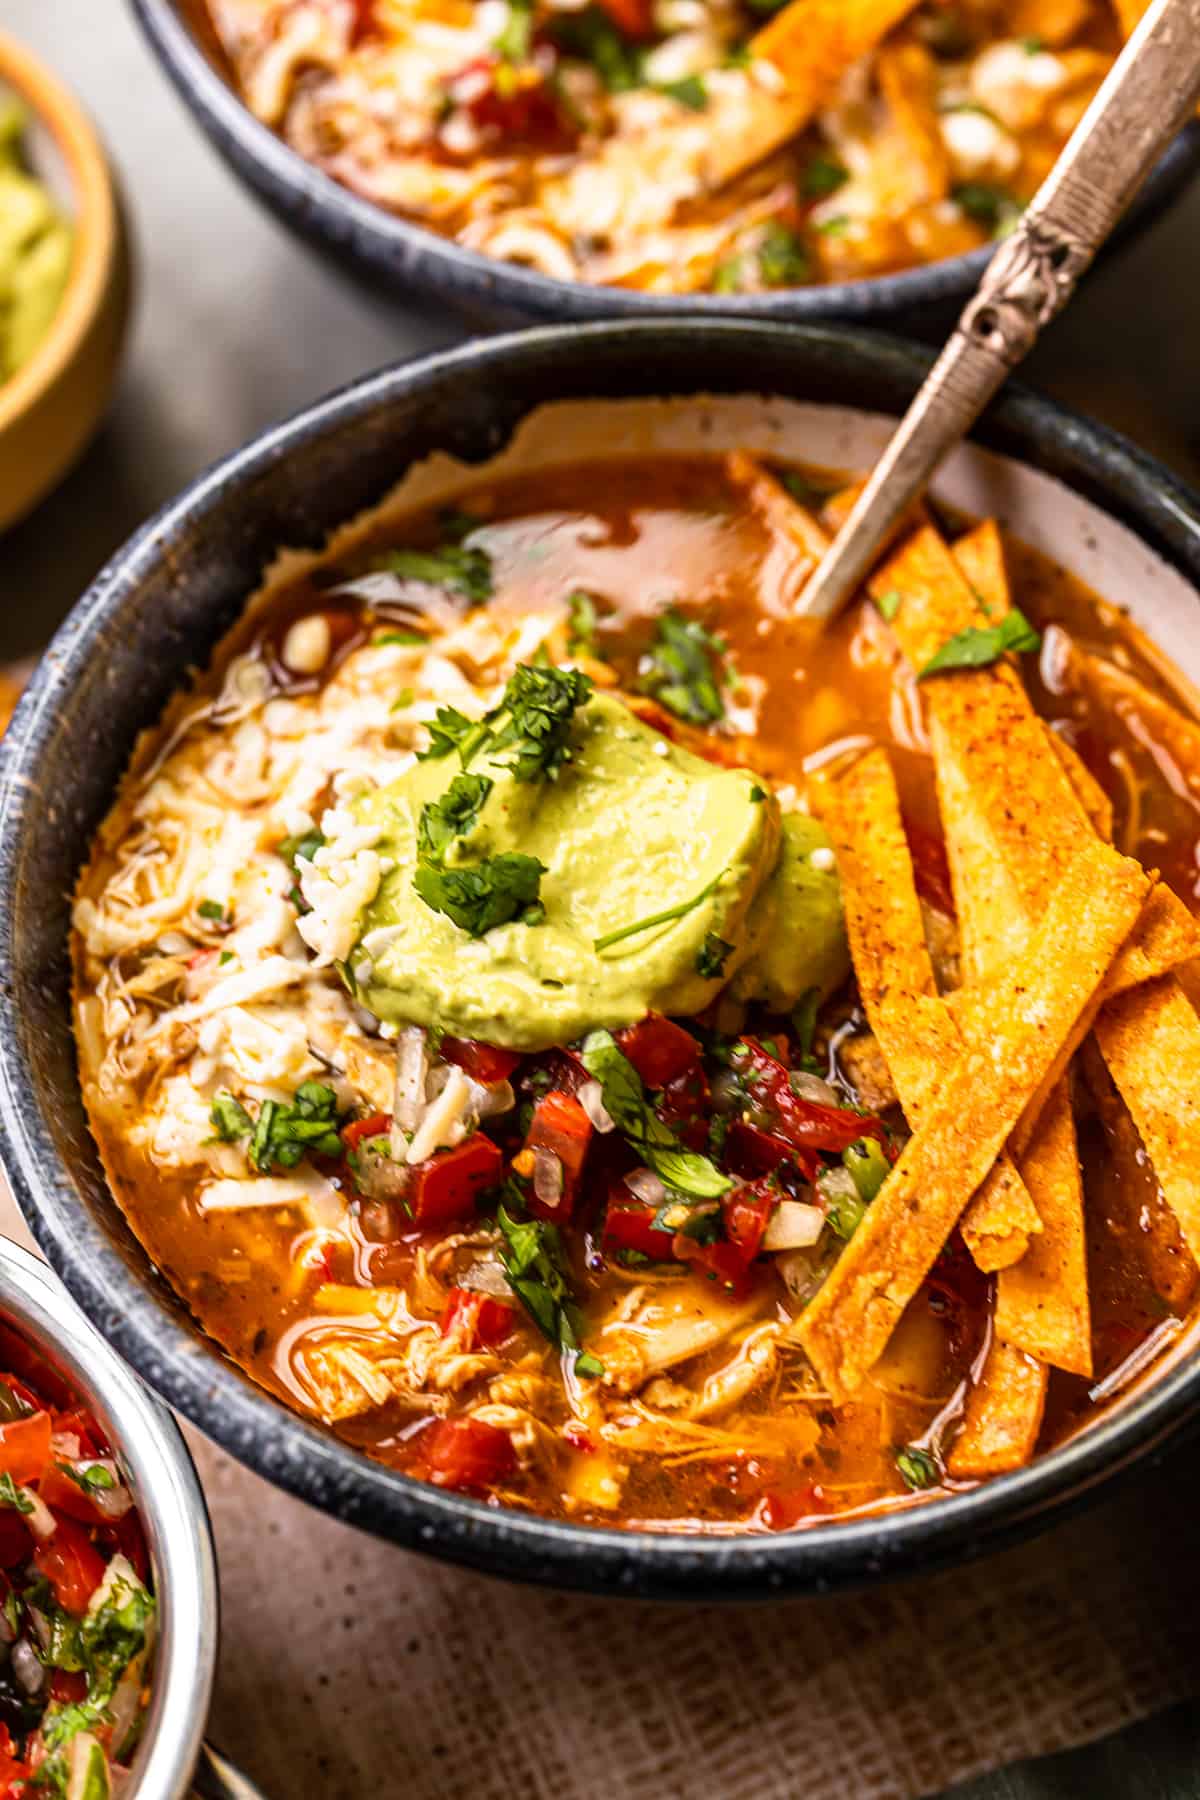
<box><xmin>818</xmin><ymin>1165</ymin><xmax>859</xmax><ymax>1205</ymax></box>
<box><xmin>788</xmin><ymin>1070</ymin><xmax>838</xmax><ymax>1107</ymax></box>
<box><xmin>459</xmin><ymin>1258</ymin><xmax>511</xmax><ymax>1298</ymax></box>
<box><xmin>21</xmin><ymin>1486</ymin><xmax>57</xmax><ymax>1542</ymax></box>
<box><xmin>625</xmin><ymin>1168</ymin><xmax>665</xmax><ymax>1207</ymax></box>
<box><xmin>763</xmin><ymin>1199</ymin><xmax>826</xmax><ymax>1251</ymax></box>
<box><xmin>533</xmin><ymin>1147</ymin><xmax>564</xmax><ymax>1208</ymax></box>
<box><xmin>577</xmin><ymin>1079</ymin><xmax>615</xmax><ymax>1133</ymax></box>
<box><xmin>475</xmin><ymin>1079</ymin><xmax>515</xmax><ymax>1119</ymax></box>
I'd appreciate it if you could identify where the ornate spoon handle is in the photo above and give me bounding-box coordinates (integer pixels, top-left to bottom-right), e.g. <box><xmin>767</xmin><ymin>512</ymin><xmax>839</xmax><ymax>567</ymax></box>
<box><xmin>799</xmin><ymin>0</ymin><xmax>1200</xmax><ymax>622</ymax></box>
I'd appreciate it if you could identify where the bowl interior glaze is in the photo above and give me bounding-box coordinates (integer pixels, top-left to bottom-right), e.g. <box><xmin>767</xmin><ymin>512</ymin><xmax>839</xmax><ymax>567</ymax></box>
<box><xmin>130</xmin><ymin>0</ymin><xmax>1200</xmax><ymax>332</ymax></box>
<box><xmin>3</xmin><ymin>321</ymin><xmax>1200</xmax><ymax>1600</ymax></box>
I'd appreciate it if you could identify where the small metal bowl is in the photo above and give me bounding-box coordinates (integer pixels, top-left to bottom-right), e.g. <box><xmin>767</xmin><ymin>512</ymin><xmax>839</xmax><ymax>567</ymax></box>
<box><xmin>0</xmin><ymin>1238</ymin><xmax>217</xmax><ymax>1797</ymax></box>
<box><xmin>129</xmin><ymin>0</ymin><xmax>1200</xmax><ymax>331</ymax></box>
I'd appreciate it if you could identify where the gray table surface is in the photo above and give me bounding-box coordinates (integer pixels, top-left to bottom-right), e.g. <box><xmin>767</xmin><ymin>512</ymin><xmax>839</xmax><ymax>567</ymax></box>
<box><xmin>5</xmin><ymin>4</ymin><xmax>1200</xmax><ymax>1796</ymax></box>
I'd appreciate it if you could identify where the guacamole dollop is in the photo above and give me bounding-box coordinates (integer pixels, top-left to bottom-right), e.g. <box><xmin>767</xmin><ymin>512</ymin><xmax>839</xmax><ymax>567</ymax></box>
<box><xmin>0</xmin><ymin>98</ymin><xmax>73</xmax><ymax>384</ymax></box>
<box><xmin>349</xmin><ymin>690</ymin><xmax>846</xmax><ymax>1049</ymax></box>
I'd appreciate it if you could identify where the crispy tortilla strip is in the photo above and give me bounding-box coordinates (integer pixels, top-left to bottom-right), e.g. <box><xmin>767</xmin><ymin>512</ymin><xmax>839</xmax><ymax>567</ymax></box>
<box><xmin>1065</xmin><ymin>641</ymin><xmax>1200</xmax><ymax>799</ymax></box>
<box><xmin>875</xmin><ymin>44</ymin><xmax>950</xmax><ymax>209</ymax></box>
<box><xmin>947</xmin><ymin>1340</ymin><xmax>1048</xmax><ymax>1479</ymax></box>
<box><xmin>1011</xmin><ymin>0</ymin><xmax>1094</xmax><ymax>43</ymax></box>
<box><xmin>1047</xmin><ymin>730</ymin><xmax>1114</xmax><ymax>841</ymax></box>
<box><xmin>874</xmin><ymin>526</ymin><xmax>1200</xmax><ymax>993</ymax></box>
<box><xmin>993</xmin><ymin>1085</ymin><xmax>1092</xmax><ymax>1374</ymax></box>
<box><xmin>797</xmin><ymin>838</ymin><xmax>1149</xmax><ymax>1398</ymax></box>
<box><xmin>1094</xmin><ymin>976</ymin><xmax>1200</xmax><ymax>1266</ymax></box>
<box><xmin>724</xmin><ymin>452</ymin><xmax>830</xmax><ymax>575</ymax></box>
<box><xmin>813</xmin><ymin>747</ymin><xmax>1040</xmax><ymax>1271</ymax></box>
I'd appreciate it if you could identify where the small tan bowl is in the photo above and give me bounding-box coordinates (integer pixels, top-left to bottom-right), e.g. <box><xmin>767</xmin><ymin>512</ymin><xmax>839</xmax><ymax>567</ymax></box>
<box><xmin>0</xmin><ymin>30</ymin><xmax>131</xmax><ymax>534</ymax></box>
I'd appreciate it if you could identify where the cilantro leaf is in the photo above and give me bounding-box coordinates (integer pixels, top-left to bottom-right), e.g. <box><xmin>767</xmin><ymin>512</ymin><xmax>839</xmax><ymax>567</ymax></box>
<box><xmin>60</xmin><ymin>1462</ymin><xmax>117</xmax><ymax>1497</ymax></box>
<box><xmin>418</xmin><ymin>704</ymin><xmax>482</xmax><ymax>763</ymax></box>
<box><xmin>579</xmin><ymin>1030</ymin><xmax>732</xmax><ymax>1199</ymax></box>
<box><xmin>638</xmin><ymin>610</ymin><xmax>726</xmax><ymax>724</ymax></box>
<box><xmin>803</xmin><ymin>154</ymin><xmax>848</xmax><ymax>199</ymax></box>
<box><xmin>566</xmin><ymin>589</ymin><xmax>599</xmax><ymax>655</ymax></box>
<box><xmin>0</xmin><ymin>1473</ymin><xmax>32</xmax><ymax>1514</ymax></box>
<box><xmin>696</xmin><ymin>932</ymin><xmax>734</xmax><ymax>979</ymax></box>
<box><xmin>658</xmin><ymin>74</ymin><xmax>707</xmax><ymax>109</ymax></box>
<box><xmin>714</xmin><ymin>221</ymin><xmax>810</xmax><ymax>294</ymax></box>
<box><xmin>553</xmin><ymin>8</ymin><xmax>643</xmax><ymax>89</ymax></box>
<box><xmin>594</xmin><ymin>869</ymin><xmax>725</xmax><ymax>954</ymax></box>
<box><xmin>210</xmin><ymin>1092</ymin><xmax>252</xmax><ymax>1143</ymax></box>
<box><xmin>876</xmin><ymin>589</ymin><xmax>902</xmax><ymax>622</ymax></box>
<box><xmin>918</xmin><ymin>607</ymin><xmax>1041</xmax><ymax>678</ymax></box>
<box><xmin>417</xmin><ymin>772</ymin><xmax>493</xmax><ymax>863</ymax></box>
<box><xmin>382</xmin><ymin>544</ymin><xmax>493</xmax><ymax>603</ymax></box>
<box><xmin>484</xmin><ymin>663</ymin><xmax>594</xmax><ymax>782</ymax></box>
<box><xmin>496</xmin><ymin>1203</ymin><xmax>583</xmax><ymax>1350</ymax></box>
<box><xmin>197</xmin><ymin>899</ymin><xmax>226</xmax><ymax>923</ymax></box>
<box><xmin>952</xmin><ymin>181</ymin><xmax>1023</xmax><ymax>237</ymax></box>
<box><xmin>214</xmin><ymin>1083</ymin><xmax>342</xmax><ymax>1173</ymax></box>
<box><xmin>413</xmin><ymin>853</ymin><xmax>545</xmax><ymax>938</ymax></box>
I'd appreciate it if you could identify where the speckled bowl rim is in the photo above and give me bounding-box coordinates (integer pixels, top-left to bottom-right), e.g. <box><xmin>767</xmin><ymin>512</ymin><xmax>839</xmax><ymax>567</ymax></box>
<box><xmin>3</xmin><ymin>321</ymin><xmax>1200</xmax><ymax>1601</ymax></box>
<box><xmin>128</xmin><ymin>0</ymin><xmax>1200</xmax><ymax>327</ymax></box>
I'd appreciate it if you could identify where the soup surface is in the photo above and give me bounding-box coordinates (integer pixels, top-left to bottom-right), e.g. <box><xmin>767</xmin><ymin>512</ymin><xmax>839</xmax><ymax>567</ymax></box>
<box><xmin>73</xmin><ymin>444</ymin><xmax>1200</xmax><ymax>1531</ymax></box>
<box><xmin>191</xmin><ymin>0</ymin><xmax>1136</xmax><ymax>294</ymax></box>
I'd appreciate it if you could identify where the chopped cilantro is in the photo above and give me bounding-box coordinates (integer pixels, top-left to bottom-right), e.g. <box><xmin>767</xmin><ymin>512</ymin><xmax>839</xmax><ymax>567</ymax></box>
<box><xmin>382</xmin><ymin>543</ymin><xmax>493</xmax><ymax>603</ymax></box>
<box><xmin>0</xmin><ymin>1473</ymin><xmax>32</xmax><ymax>1514</ymax></box>
<box><xmin>494</xmin><ymin>0</ymin><xmax>532</xmax><ymax>60</ymax></box>
<box><xmin>419</xmin><ymin>703</ymin><xmax>481</xmax><ymax>762</ymax></box>
<box><xmin>210</xmin><ymin>1091</ymin><xmax>252</xmax><ymax>1143</ymax></box>
<box><xmin>638</xmin><ymin>609</ymin><xmax>726</xmax><ymax>724</ymax></box>
<box><xmin>919</xmin><ymin>608</ymin><xmax>1041</xmax><ymax>678</ymax></box>
<box><xmin>876</xmin><ymin>589</ymin><xmax>903</xmax><ymax>622</ymax></box>
<box><xmin>580</xmin><ymin>1030</ymin><xmax>731</xmax><ymax>1199</ymax></box>
<box><xmin>790</xmin><ymin>986</ymin><xmax>821</xmax><ymax>1060</ymax></box>
<box><xmin>496</xmin><ymin>1203</ymin><xmax>584</xmax><ymax>1349</ymax></box>
<box><xmin>566</xmin><ymin>589</ymin><xmax>599</xmax><ymax>654</ymax></box>
<box><xmin>696</xmin><ymin>931</ymin><xmax>734</xmax><ymax>979</ymax></box>
<box><xmin>414</xmin><ymin>853</ymin><xmax>546</xmax><ymax>938</ymax></box>
<box><xmin>749</xmin><ymin>784</ymin><xmax>766</xmax><ymax>802</ymax></box>
<box><xmin>803</xmin><ymin>154</ymin><xmax>848</xmax><ymax>199</ymax></box>
<box><xmin>213</xmin><ymin>1083</ymin><xmax>342</xmax><ymax>1173</ymax></box>
<box><xmin>277</xmin><ymin>828</ymin><xmax>325</xmax><ymax>876</ymax></box>
<box><xmin>374</xmin><ymin>628</ymin><xmax>428</xmax><ymax>646</ymax></box>
<box><xmin>197</xmin><ymin>899</ymin><xmax>226</xmax><ymax>923</ymax></box>
<box><xmin>779</xmin><ymin>468</ymin><xmax>832</xmax><ymax>510</ymax></box>
<box><xmin>218</xmin><ymin>951</ymin><xmax>234</xmax><ymax>966</ymax></box>
<box><xmin>952</xmin><ymin>181</ymin><xmax>1023</xmax><ymax>237</ymax></box>
<box><xmin>574</xmin><ymin>1351</ymin><xmax>605</xmax><ymax>1378</ymax></box>
<box><xmin>594</xmin><ymin>869</ymin><xmax>725</xmax><ymax>953</ymax></box>
<box><xmin>553</xmin><ymin>9</ymin><xmax>643</xmax><ymax>89</ymax></box>
<box><xmin>896</xmin><ymin>1444</ymin><xmax>940</xmax><ymax>1491</ymax></box>
<box><xmin>389</xmin><ymin>686</ymin><xmax>415</xmax><ymax>713</ymax></box>
<box><xmin>1020</xmin><ymin>34</ymin><xmax>1044</xmax><ymax>54</ymax></box>
<box><xmin>816</xmin><ymin>213</ymin><xmax>850</xmax><ymax>237</ymax></box>
<box><xmin>417</xmin><ymin>772</ymin><xmax>493</xmax><ymax>863</ymax></box>
<box><xmin>658</xmin><ymin>74</ymin><xmax>707</xmax><ymax>109</ymax></box>
<box><xmin>713</xmin><ymin>221</ymin><xmax>810</xmax><ymax>293</ymax></box>
<box><xmin>419</xmin><ymin>664</ymin><xmax>593</xmax><ymax>782</ymax></box>
<box><xmin>59</xmin><ymin>1462</ymin><xmax>117</xmax><ymax>1497</ymax></box>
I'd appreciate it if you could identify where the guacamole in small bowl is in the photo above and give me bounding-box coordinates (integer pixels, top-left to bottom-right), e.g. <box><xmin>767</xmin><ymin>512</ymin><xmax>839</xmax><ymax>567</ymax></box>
<box><xmin>0</xmin><ymin>93</ymin><xmax>72</xmax><ymax>384</ymax></box>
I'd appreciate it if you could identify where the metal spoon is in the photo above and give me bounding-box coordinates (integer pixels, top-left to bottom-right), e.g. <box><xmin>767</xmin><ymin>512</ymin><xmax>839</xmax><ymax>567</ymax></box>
<box><xmin>799</xmin><ymin>0</ymin><xmax>1200</xmax><ymax>622</ymax></box>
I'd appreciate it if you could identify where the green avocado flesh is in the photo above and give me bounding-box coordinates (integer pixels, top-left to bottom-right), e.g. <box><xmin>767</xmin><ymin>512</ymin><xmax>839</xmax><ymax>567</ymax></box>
<box><xmin>0</xmin><ymin>99</ymin><xmax>73</xmax><ymax>384</ymax></box>
<box><xmin>350</xmin><ymin>692</ymin><xmax>846</xmax><ymax>1050</ymax></box>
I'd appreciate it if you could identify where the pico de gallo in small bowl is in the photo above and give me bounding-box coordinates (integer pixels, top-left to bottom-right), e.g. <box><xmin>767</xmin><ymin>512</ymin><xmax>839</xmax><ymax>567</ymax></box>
<box><xmin>0</xmin><ymin>1242</ymin><xmax>216</xmax><ymax>1798</ymax></box>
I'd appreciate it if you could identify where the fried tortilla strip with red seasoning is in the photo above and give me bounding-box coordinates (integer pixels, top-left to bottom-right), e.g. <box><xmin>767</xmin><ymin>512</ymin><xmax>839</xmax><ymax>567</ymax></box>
<box><xmin>948</xmin><ymin>1339</ymin><xmax>1048</xmax><ymax>1480</ymax></box>
<box><xmin>724</xmin><ymin>452</ymin><xmax>830</xmax><ymax>581</ymax></box>
<box><xmin>797</xmin><ymin>837</ymin><xmax>1149</xmax><ymax>1400</ymax></box>
<box><xmin>813</xmin><ymin>746</ymin><xmax>1041</xmax><ymax>1270</ymax></box>
<box><xmin>873</xmin><ymin>523</ymin><xmax>1200</xmax><ymax>1264</ymax></box>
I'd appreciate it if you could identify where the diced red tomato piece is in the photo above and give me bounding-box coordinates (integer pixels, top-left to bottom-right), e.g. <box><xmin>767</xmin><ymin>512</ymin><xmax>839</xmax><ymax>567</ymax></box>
<box><xmin>657</xmin><ymin>1065</ymin><xmax>711</xmax><ymax>1150</ymax></box>
<box><xmin>760</xmin><ymin>1483</ymin><xmax>831</xmax><ymax>1531</ymax></box>
<box><xmin>0</xmin><ymin>1724</ymin><xmax>29</xmax><ymax>1798</ymax></box>
<box><xmin>904</xmin><ymin>819</ymin><xmax>956</xmax><ymax>916</ymax></box>
<box><xmin>440</xmin><ymin>1287</ymin><xmax>516</xmax><ymax>1350</ymax></box>
<box><xmin>524</xmin><ymin>1090</ymin><xmax>593</xmax><ymax>1219</ymax></box>
<box><xmin>602</xmin><ymin>1205</ymin><xmax>676</xmax><ymax>1262</ymax></box>
<box><xmin>726</xmin><ymin>1119</ymin><xmax>818</xmax><ymax>1182</ymax></box>
<box><xmin>48</xmin><ymin>1669</ymin><xmax>87</xmax><ymax>1706</ymax></box>
<box><xmin>0</xmin><ymin>1411</ymin><xmax>51</xmax><ymax>1486</ymax></box>
<box><xmin>38</xmin><ymin>1457</ymin><xmax>124</xmax><ymax>1528</ymax></box>
<box><xmin>33</xmin><ymin>1513</ymin><xmax>106</xmax><ymax>1615</ymax></box>
<box><xmin>408</xmin><ymin>1134</ymin><xmax>502</xmax><ymax>1229</ymax></box>
<box><xmin>110</xmin><ymin>1507</ymin><xmax>151</xmax><ymax>1586</ymax></box>
<box><xmin>342</xmin><ymin>1111</ymin><xmax>391</xmax><ymax>1153</ymax></box>
<box><xmin>674</xmin><ymin>1179</ymin><xmax>773</xmax><ymax>1291</ymax></box>
<box><xmin>442</xmin><ymin>56</ymin><xmax>575</xmax><ymax>150</ymax></box>
<box><xmin>441</xmin><ymin>1038</ymin><xmax>522</xmax><ymax>1085</ymax></box>
<box><xmin>348</xmin><ymin>0</ymin><xmax>376</xmax><ymax>44</ymax></box>
<box><xmin>616</xmin><ymin>1013</ymin><xmax>701</xmax><ymax>1088</ymax></box>
<box><xmin>51</xmin><ymin>1409</ymin><xmax>104</xmax><ymax>1460</ymax></box>
<box><xmin>594</xmin><ymin>0</ymin><xmax>655</xmax><ymax>37</ymax></box>
<box><xmin>409</xmin><ymin>1417</ymin><xmax>516</xmax><ymax>1495</ymax></box>
<box><xmin>0</xmin><ymin>1513</ymin><xmax>31</xmax><ymax>1571</ymax></box>
<box><xmin>732</xmin><ymin>1039</ymin><xmax>886</xmax><ymax>1152</ymax></box>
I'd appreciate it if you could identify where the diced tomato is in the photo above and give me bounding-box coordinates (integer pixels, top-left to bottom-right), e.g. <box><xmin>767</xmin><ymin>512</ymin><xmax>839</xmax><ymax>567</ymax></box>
<box><xmin>408</xmin><ymin>1133</ymin><xmax>502</xmax><ymax>1229</ymax></box>
<box><xmin>594</xmin><ymin>0</ymin><xmax>655</xmax><ymax>37</ymax></box>
<box><xmin>616</xmin><ymin>1014</ymin><xmax>701</xmax><ymax>1088</ymax></box>
<box><xmin>110</xmin><ymin>1507</ymin><xmax>151</xmax><ymax>1586</ymax></box>
<box><xmin>34</xmin><ymin>1513</ymin><xmax>106</xmax><ymax>1615</ymax></box>
<box><xmin>342</xmin><ymin>1111</ymin><xmax>391</xmax><ymax>1153</ymax></box>
<box><xmin>442</xmin><ymin>56</ymin><xmax>575</xmax><ymax>150</ymax></box>
<box><xmin>348</xmin><ymin>0</ymin><xmax>376</xmax><ymax>45</ymax></box>
<box><xmin>674</xmin><ymin>1179</ymin><xmax>773</xmax><ymax>1291</ymax></box>
<box><xmin>563</xmin><ymin>1424</ymin><xmax>594</xmax><ymax>1452</ymax></box>
<box><xmin>524</xmin><ymin>1090</ymin><xmax>593</xmax><ymax>1219</ymax></box>
<box><xmin>0</xmin><ymin>1411</ymin><xmax>51</xmax><ymax>1486</ymax></box>
<box><xmin>51</xmin><ymin>1408</ymin><xmax>104</xmax><ymax>1460</ymax></box>
<box><xmin>726</xmin><ymin>1119</ymin><xmax>818</xmax><ymax>1183</ymax></box>
<box><xmin>38</xmin><ymin>1456</ymin><xmax>125</xmax><ymax>1528</ymax></box>
<box><xmin>0</xmin><ymin>1513</ymin><xmax>31</xmax><ymax>1570</ymax></box>
<box><xmin>48</xmin><ymin>1669</ymin><xmax>87</xmax><ymax>1706</ymax></box>
<box><xmin>602</xmin><ymin>1205</ymin><xmax>675</xmax><ymax>1262</ymax></box>
<box><xmin>0</xmin><ymin>1724</ymin><xmax>29</xmax><ymax>1797</ymax></box>
<box><xmin>409</xmin><ymin>1417</ymin><xmax>516</xmax><ymax>1495</ymax></box>
<box><xmin>732</xmin><ymin>1039</ymin><xmax>886</xmax><ymax>1152</ymax></box>
<box><xmin>440</xmin><ymin>1287</ymin><xmax>516</xmax><ymax>1350</ymax></box>
<box><xmin>905</xmin><ymin>820</ymin><xmax>956</xmax><ymax>916</ymax></box>
<box><xmin>760</xmin><ymin>1482</ymin><xmax>831</xmax><ymax>1531</ymax></box>
<box><xmin>657</xmin><ymin>1065</ymin><xmax>711</xmax><ymax>1150</ymax></box>
<box><xmin>441</xmin><ymin>1038</ymin><xmax>522</xmax><ymax>1086</ymax></box>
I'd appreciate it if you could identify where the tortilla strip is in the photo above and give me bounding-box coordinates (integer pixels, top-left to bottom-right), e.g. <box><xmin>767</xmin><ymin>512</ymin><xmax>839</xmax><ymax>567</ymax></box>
<box><xmin>873</xmin><ymin>525</ymin><xmax>1200</xmax><ymax>994</ymax></box>
<box><xmin>875</xmin><ymin>44</ymin><xmax>950</xmax><ymax>210</ymax></box>
<box><xmin>813</xmin><ymin>747</ymin><xmax>1041</xmax><ymax>1271</ymax></box>
<box><xmin>1011</xmin><ymin>0</ymin><xmax>1094</xmax><ymax>43</ymax></box>
<box><xmin>947</xmin><ymin>1340</ymin><xmax>1048</xmax><ymax>1480</ymax></box>
<box><xmin>724</xmin><ymin>451</ymin><xmax>830</xmax><ymax>574</ymax></box>
<box><xmin>1094</xmin><ymin>976</ymin><xmax>1200</xmax><ymax>1265</ymax></box>
<box><xmin>1065</xmin><ymin>642</ymin><xmax>1200</xmax><ymax>800</ymax></box>
<box><xmin>797</xmin><ymin>837</ymin><xmax>1149</xmax><ymax>1399</ymax></box>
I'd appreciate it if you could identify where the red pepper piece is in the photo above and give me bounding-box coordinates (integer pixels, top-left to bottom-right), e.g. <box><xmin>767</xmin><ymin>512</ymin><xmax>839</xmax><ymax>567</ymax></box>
<box><xmin>34</xmin><ymin>1513</ymin><xmax>107</xmax><ymax>1615</ymax></box>
<box><xmin>760</xmin><ymin>1482</ymin><xmax>831</xmax><ymax>1531</ymax></box>
<box><xmin>0</xmin><ymin>1514</ymin><xmax>30</xmax><ymax>1571</ymax></box>
<box><xmin>616</xmin><ymin>1013</ymin><xmax>701</xmax><ymax>1088</ymax></box>
<box><xmin>602</xmin><ymin>1205</ymin><xmax>676</xmax><ymax>1262</ymax></box>
<box><xmin>440</xmin><ymin>1287</ymin><xmax>516</xmax><ymax>1350</ymax></box>
<box><xmin>657</xmin><ymin>1064</ymin><xmax>711</xmax><ymax>1150</ymax></box>
<box><xmin>441</xmin><ymin>1038</ymin><xmax>522</xmax><ymax>1086</ymax></box>
<box><xmin>342</xmin><ymin>1112</ymin><xmax>391</xmax><ymax>1153</ymax></box>
<box><xmin>408</xmin><ymin>1133</ymin><xmax>503</xmax><ymax>1228</ymax></box>
<box><xmin>726</xmin><ymin>1119</ymin><xmax>819</xmax><ymax>1183</ymax></box>
<box><xmin>0</xmin><ymin>1724</ymin><xmax>29</xmax><ymax>1798</ymax></box>
<box><xmin>674</xmin><ymin>1179</ymin><xmax>773</xmax><ymax>1291</ymax></box>
<box><xmin>409</xmin><ymin>1417</ymin><xmax>516</xmax><ymax>1495</ymax></box>
<box><xmin>594</xmin><ymin>0</ymin><xmax>655</xmax><ymax>34</ymax></box>
<box><xmin>443</xmin><ymin>56</ymin><xmax>576</xmax><ymax>150</ymax></box>
<box><xmin>524</xmin><ymin>1090</ymin><xmax>593</xmax><ymax>1220</ymax></box>
<box><xmin>0</xmin><ymin>1411</ymin><xmax>51</xmax><ymax>1487</ymax></box>
<box><xmin>733</xmin><ymin>1039</ymin><xmax>885</xmax><ymax>1152</ymax></box>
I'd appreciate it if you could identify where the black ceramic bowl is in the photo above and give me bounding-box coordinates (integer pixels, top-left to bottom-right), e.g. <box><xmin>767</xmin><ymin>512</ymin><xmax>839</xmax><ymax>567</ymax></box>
<box><xmin>130</xmin><ymin>0</ymin><xmax>1200</xmax><ymax>332</ymax></box>
<box><xmin>3</xmin><ymin>322</ymin><xmax>1200</xmax><ymax>1601</ymax></box>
